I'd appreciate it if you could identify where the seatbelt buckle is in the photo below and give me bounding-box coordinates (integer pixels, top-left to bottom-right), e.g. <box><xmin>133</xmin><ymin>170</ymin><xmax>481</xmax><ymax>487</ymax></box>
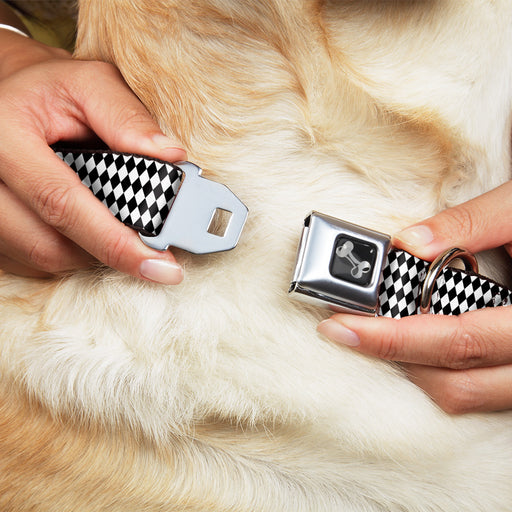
<box><xmin>289</xmin><ymin>211</ymin><xmax>391</xmax><ymax>316</ymax></box>
<box><xmin>140</xmin><ymin>161</ymin><xmax>248</xmax><ymax>254</ymax></box>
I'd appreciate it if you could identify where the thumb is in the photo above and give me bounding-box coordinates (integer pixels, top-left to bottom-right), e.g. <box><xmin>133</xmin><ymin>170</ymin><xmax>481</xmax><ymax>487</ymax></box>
<box><xmin>73</xmin><ymin>62</ymin><xmax>187</xmax><ymax>163</ymax></box>
<box><xmin>392</xmin><ymin>181</ymin><xmax>512</xmax><ymax>260</ymax></box>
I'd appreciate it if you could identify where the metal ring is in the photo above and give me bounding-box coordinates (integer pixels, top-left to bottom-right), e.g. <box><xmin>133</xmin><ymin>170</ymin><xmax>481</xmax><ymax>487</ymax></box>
<box><xmin>419</xmin><ymin>247</ymin><xmax>478</xmax><ymax>314</ymax></box>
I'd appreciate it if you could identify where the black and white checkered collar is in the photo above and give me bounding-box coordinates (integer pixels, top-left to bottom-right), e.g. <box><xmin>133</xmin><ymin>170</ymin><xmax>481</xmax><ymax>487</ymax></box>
<box><xmin>378</xmin><ymin>249</ymin><xmax>511</xmax><ymax>317</ymax></box>
<box><xmin>55</xmin><ymin>150</ymin><xmax>511</xmax><ymax>318</ymax></box>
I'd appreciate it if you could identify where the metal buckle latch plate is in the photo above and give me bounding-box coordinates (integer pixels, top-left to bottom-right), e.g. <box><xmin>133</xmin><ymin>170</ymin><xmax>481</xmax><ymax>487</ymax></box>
<box><xmin>140</xmin><ymin>162</ymin><xmax>248</xmax><ymax>254</ymax></box>
<box><xmin>289</xmin><ymin>212</ymin><xmax>391</xmax><ymax>316</ymax></box>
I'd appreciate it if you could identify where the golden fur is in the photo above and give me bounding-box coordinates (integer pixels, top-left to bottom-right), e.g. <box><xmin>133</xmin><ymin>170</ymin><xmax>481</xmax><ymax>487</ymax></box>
<box><xmin>1</xmin><ymin>0</ymin><xmax>512</xmax><ymax>510</ymax></box>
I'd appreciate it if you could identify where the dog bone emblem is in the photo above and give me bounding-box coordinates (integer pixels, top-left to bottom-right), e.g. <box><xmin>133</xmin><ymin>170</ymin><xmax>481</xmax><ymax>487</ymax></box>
<box><xmin>336</xmin><ymin>240</ymin><xmax>372</xmax><ymax>279</ymax></box>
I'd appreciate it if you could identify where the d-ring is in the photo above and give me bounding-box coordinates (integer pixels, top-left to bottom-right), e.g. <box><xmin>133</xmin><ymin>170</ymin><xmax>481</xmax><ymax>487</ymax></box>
<box><xmin>419</xmin><ymin>247</ymin><xmax>478</xmax><ymax>314</ymax></box>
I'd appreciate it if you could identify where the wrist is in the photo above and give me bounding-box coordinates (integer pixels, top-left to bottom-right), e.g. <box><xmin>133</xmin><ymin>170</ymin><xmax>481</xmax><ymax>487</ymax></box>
<box><xmin>0</xmin><ymin>29</ymin><xmax>31</xmax><ymax>79</ymax></box>
<box><xmin>0</xmin><ymin>30</ymin><xmax>71</xmax><ymax>80</ymax></box>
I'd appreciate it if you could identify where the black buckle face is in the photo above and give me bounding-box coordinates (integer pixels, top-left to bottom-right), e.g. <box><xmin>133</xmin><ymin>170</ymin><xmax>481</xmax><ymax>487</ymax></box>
<box><xmin>289</xmin><ymin>212</ymin><xmax>391</xmax><ymax>316</ymax></box>
<box><xmin>330</xmin><ymin>235</ymin><xmax>378</xmax><ymax>287</ymax></box>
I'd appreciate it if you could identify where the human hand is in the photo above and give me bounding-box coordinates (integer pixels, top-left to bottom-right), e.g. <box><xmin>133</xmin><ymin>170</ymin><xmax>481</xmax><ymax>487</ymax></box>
<box><xmin>318</xmin><ymin>181</ymin><xmax>512</xmax><ymax>414</ymax></box>
<box><xmin>0</xmin><ymin>30</ymin><xmax>186</xmax><ymax>282</ymax></box>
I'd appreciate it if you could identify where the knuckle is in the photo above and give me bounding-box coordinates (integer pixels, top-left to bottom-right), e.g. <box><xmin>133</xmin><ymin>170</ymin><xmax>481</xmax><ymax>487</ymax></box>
<box><xmin>114</xmin><ymin>104</ymin><xmax>153</xmax><ymax>133</ymax></box>
<box><xmin>442</xmin><ymin>317</ymin><xmax>487</xmax><ymax>369</ymax></box>
<box><xmin>51</xmin><ymin>47</ymin><xmax>72</xmax><ymax>60</ymax></box>
<box><xmin>28</xmin><ymin>239</ymin><xmax>65</xmax><ymax>274</ymax></box>
<box><xmin>442</xmin><ymin>204</ymin><xmax>477</xmax><ymax>241</ymax></box>
<box><xmin>374</xmin><ymin>327</ymin><xmax>403</xmax><ymax>360</ymax></box>
<box><xmin>34</xmin><ymin>182</ymin><xmax>79</xmax><ymax>231</ymax></box>
<box><xmin>78</xmin><ymin>60</ymin><xmax>119</xmax><ymax>81</ymax></box>
<box><xmin>436</xmin><ymin>371</ymin><xmax>483</xmax><ymax>414</ymax></box>
<box><xmin>101</xmin><ymin>232</ymin><xmax>131</xmax><ymax>271</ymax></box>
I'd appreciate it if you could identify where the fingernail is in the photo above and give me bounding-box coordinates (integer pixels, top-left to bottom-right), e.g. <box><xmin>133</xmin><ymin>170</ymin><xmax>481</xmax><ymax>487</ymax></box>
<box><xmin>151</xmin><ymin>134</ymin><xmax>187</xmax><ymax>160</ymax></box>
<box><xmin>317</xmin><ymin>319</ymin><xmax>360</xmax><ymax>347</ymax></box>
<box><xmin>139</xmin><ymin>259</ymin><xmax>184</xmax><ymax>285</ymax></box>
<box><xmin>394</xmin><ymin>225</ymin><xmax>434</xmax><ymax>249</ymax></box>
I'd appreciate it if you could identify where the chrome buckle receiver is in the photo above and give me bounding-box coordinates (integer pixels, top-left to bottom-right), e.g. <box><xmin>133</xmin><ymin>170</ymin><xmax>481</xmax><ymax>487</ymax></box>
<box><xmin>140</xmin><ymin>161</ymin><xmax>248</xmax><ymax>254</ymax></box>
<box><xmin>289</xmin><ymin>212</ymin><xmax>391</xmax><ymax>316</ymax></box>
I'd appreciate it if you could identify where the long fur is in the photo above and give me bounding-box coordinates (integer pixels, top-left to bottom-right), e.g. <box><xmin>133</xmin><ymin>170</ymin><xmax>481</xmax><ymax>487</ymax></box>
<box><xmin>1</xmin><ymin>1</ymin><xmax>512</xmax><ymax>510</ymax></box>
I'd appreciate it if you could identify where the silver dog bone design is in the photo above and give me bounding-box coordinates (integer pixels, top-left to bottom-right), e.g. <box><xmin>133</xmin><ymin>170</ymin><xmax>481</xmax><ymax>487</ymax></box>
<box><xmin>336</xmin><ymin>240</ymin><xmax>372</xmax><ymax>279</ymax></box>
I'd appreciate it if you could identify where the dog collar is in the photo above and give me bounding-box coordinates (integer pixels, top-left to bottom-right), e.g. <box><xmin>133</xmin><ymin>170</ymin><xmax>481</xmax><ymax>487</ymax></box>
<box><xmin>289</xmin><ymin>211</ymin><xmax>512</xmax><ymax>317</ymax></box>
<box><xmin>55</xmin><ymin>149</ymin><xmax>248</xmax><ymax>254</ymax></box>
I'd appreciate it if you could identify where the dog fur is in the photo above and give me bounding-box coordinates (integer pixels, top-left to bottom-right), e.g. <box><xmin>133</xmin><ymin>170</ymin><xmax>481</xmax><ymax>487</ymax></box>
<box><xmin>1</xmin><ymin>0</ymin><xmax>512</xmax><ymax>510</ymax></box>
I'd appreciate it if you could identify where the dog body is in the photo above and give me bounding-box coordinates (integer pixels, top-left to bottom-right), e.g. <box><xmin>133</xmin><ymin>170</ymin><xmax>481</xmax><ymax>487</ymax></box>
<box><xmin>1</xmin><ymin>1</ymin><xmax>512</xmax><ymax>510</ymax></box>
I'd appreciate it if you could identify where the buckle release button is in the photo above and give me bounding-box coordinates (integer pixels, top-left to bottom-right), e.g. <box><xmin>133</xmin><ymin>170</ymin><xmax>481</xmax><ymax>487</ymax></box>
<box><xmin>330</xmin><ymin>236</ymin><xmax>378</xmax><ymax>287</ymax></box>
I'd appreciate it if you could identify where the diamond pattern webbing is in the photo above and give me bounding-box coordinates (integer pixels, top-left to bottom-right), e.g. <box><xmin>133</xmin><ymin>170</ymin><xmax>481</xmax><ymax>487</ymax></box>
<box><xmin>56</xmin><ymin>149</ymin><xmax>183</xmax><ymax>236</ymax></box>
<box><xmin>378</xmin><ymin>249</ymin><xmax>512</xmax><ymax>317</ymax></box>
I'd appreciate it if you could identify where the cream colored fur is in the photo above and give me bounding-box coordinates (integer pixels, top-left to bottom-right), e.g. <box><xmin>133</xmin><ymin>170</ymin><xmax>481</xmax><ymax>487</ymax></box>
<box><xmin>1</xmin><ymin>1</ymin><xmax>512</xmax><ymax>510</ymax></box>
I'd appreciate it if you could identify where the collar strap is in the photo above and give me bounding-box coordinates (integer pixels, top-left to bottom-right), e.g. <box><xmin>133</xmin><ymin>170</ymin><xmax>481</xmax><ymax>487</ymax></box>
<box><xmin>55</xmin><ymin>149</ymin><xmax>248</xmax><ymax>254</ymax></box>
<box><xmin>289</xmin><ymin>211</ymin><xmax>512</xmax><ymax>318</ymax></box>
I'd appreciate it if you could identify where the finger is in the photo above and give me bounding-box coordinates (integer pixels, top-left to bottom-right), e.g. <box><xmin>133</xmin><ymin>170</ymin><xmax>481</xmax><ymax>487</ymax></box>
<box><xmin>60</xmin><ymin>61</ymin><xmax>187</xmax><ymax>162</ymax></box>
<box><xmin>0</xmin><ymin>182</ymin><xmax>93</xmax><ymax>272</ymax></box>
<box><xmin>0</xmin><ymin>140</ymin><xmax>184</xmax><ymax>284</ymax></box>
<box><xmin>0</xmin><ymin>254</ymin><xmax>53</xmax><ymax>278</ymax></box>
<box><xmin>404</xmin><ymin>363</ymin><xmax>512</xmax><ymax>414</ymax></box>
<box><xmin>317</xmin><ymin>307</ymin><xmax>512</xmax><ymax>369</ymax></box>
<box><xmin>392</xmin><ymin>180</ymin><xmax>512</xmax><ymax>260</ymax></box>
